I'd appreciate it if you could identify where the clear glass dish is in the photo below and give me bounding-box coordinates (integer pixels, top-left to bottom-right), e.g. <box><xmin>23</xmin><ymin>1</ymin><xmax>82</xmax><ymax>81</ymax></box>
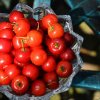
<box><xmin>0</xmin><ymin>3</ymin><xmax>83</xmax><ymax>100</ymax></box>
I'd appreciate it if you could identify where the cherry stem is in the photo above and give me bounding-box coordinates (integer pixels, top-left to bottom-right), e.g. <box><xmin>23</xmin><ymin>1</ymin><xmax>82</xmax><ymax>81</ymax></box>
<box><xmin>48</xmin><ymin>22</ymin><xmax>54</xmax><ymax>31</ymax></box>
<box><xmin>17</xmin><ymin>81</ymin><xmax>22</xmax><ymax>87</ymax></box>
<box><xmin>37</xmin><ymin>22</ymin><xmax>39</xmax><ymax>30</ymax></box>
<box><xmin>60</xmin><ymin>66</ymin><xmax>65</xmax><ymax>71</ymax></box>
<box><xmin>17</xmin><ymin>37</ymin><xmax>29</xmax><ymax>42</ymax></box>
<box><xmin>11</xmin><ymin>22</ymin><xmax>15</xmax><ymax>26</ymax></box>
<box><xmin>54</xmin><ymin>43</ymin><xmax>59</xmax><ymax>48</ymax></box>
<box><xmin>17</xmin><ymin>37</ymin><xmax>27</xmax><ymax>39</ymax></box>
<box><xmin>21</xmin><ymin>39</ymin><xmax>25</xmax><ymax>51</ymax></box>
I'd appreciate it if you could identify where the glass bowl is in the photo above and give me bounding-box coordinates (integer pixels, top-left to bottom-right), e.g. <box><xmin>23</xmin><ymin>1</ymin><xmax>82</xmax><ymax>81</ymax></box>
<box><xmin>0</xmin><ymin>3</ymin><xmax>83</xmax><ymax>100</ymax></box>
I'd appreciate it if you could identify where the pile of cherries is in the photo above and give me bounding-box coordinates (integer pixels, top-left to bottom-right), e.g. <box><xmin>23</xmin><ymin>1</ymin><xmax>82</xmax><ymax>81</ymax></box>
<box><xmin>0</xmin><ymin>10</ymin><xmax>76</xmax><ymax>96</ymax></box>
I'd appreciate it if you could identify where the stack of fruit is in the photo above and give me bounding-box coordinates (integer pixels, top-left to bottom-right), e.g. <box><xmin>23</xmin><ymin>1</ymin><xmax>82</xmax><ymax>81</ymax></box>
<box><xmin>0</xmin><ymin>9</ymin><xmax>77</xmax><ymax>97</ymax></box>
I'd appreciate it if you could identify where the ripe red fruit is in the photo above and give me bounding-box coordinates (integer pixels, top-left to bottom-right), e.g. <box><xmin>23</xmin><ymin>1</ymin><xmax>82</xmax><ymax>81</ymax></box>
<box><xmin>27</xmin><ymin>30</ymin><xmax>43</xmax><ymax>47</ymax></box>
<box><xmin>22</xmin><ymin>64</ymin><xmax>39</xmax><ymax>80</ymax></box>
<box><xmin>14</xmin><ymin>58</ymin><xmax>29</xmax><ymax>68</ymax></box>
<box><xmin>13</xmin><ymin>18</ymin><xmax>30</xmax><ymax>36</ymax></box>
<box><xmin>0</xmin><ymin>70</ymin><xmax>11</xmax><ymax>85</ymax></box>
<box><xmin>42</xmin><ymin>56</ymin><xmax>56</xmax><ymax>72</ymax></box>
<box><xmin>48</xmin><ymin>23</ymin><xmax>64</xmax><ymax>39</ymax></box>
<box><xmin>11</xmin><ymin>75</ymin><xmax>29</xmax><ymax>95</ymax></box>
<box><xmin>0</xmin><ymin>38</ymin><xmax>12</xmax><ymax>53</ymax></box>
<box><xmin>0</xmin><ymin>28</ymin><xmax>14</xmax><ymax>40</ymax></box>
<box><xmin>0</xmin><ymin>53</ymin><xmax>13</xmax><ymax>70</ymax></box>
<box><xmin>9</xmin><ymin>10</ymin><xmax>24</xmax><ymax>23</ymax></box>
<box><xmin>0</xmin><ymin>22</ymin><xmax>13</xmax><ymax>30</ymax></box>
<box><xmin>43</xmin><ymin>72</ymin><xmax>59</xmax><ymax>89</ymax></box>
<box><xmin>48</xmin><ymin>81</ymin><xmax>59</xmax><ymax>90</ymax></box>
<box><xmin>5</xmin><ymin>64</ymin><xmax>21</xmax><ymax>80</ymax></box>
<box><xmin>56</xmin><ymin>60</ymin><xmax>73</xmax><ymax>78</ymax></box>
<box><xmin>48</xmin><ymin>38</ymin><xmax>65</xmax><ymax>55</ymax></box>
<box><xmin>31</xmin><ymin>80</ymin><xmax>46</xmax><ymax>96</ymax></box>
<box><xmin>43</xmin><ymin>72</ymin><xmax>58</xmax><ymax>83</ymax></box>
<box><xmin>60</xmin><ymin>48</ymin><xmax>76</xmax><ymax>62</ymax></box>
<box><xmin>30</xmin><ymin>49</ymin><xmax>47</xmax><ymax>66</ymax></box>
<box><xmin>15</xmin><ymin>48</ymin><xmax>31</xmax><ymax>63</ymax></box>
<box><xmin>64</xmin><ymin>32</ymin><xmax>75</xmax><ymax>46</ymax></box>
<box><xmin>12</xmin><ymin>36</ymin><xmax>28</xmax><ymax>49</ymax></box>
<box><xmin>42</xmin><ymin>14</ymin><xmax>58</xmax><ymax>29</ymax></box>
